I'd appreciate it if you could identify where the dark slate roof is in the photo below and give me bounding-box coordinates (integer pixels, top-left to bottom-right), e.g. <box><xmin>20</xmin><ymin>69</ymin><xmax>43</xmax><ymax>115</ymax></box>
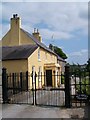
<box><xmin>2</xmin><ymin>45</ymin><xmax>38</xmax><ymax>60</ymax></box>
<box><xmin>57</xmin><ymin>55</ymin><xmax>66</xmax><ymax>62</ymax></box>
<box><xmin>21</xmin><ymin>29</ymin><xmax>57</xmax><ymax>56</ymax></box>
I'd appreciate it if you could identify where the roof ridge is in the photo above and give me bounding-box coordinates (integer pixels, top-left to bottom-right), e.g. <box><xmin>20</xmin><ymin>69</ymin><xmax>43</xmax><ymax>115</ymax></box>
<box><xmin>21</xmin><ymin>28</ymin><xmax>57</xmax><ymax>56</ymax></box>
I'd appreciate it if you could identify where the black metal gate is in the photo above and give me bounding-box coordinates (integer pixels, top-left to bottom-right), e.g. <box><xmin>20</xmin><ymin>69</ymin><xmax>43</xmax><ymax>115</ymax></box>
<box><xmin>2</xmin><ymin>68</ymin><xmax>65</xmax><ymax>107</ymax></box>
<box><xmin>2</xmin><ymin>63</ymin><xmax>90</xmax><ymax>108</ymax></box>
<box><xmin>69</xmin><ymin>64</ymin><xmax>90</xmax><ymax>108</ymax></box>
<box><xmin>2</xmin><ymin>68</ymin><xmax>34</xmax><ymax>105</ymax></box>
<box><xmin>34</xmin><ymin>72</ymin><xmax>65</xmax><ymax>107</ymax></box>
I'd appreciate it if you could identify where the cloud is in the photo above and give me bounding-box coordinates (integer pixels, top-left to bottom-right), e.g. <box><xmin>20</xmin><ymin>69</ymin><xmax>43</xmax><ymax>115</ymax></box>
<box><xmin>1</xmin><ymin>2</ymin><xmax>88</xmax><ymax>64</ymax></box>
<box><xmin>68</xmin><ymin>49</ymin><xmax>88</xmax><ymax>64</ymax></box>
<box><xmin>1</xmin><ymin>2</ymin><xmax>88</xmax><ymax>40</ymax></box>
<box><xmin>40</xmin><ymin>28</ymin><xmax>74</xmax><ymax>40</ymax></box>
<box><xmin>1</xmin><ymin>0</ymin><xmax>21</xmax><ymax>1</ymax></box>
<box><xmin>0</xmin><ymin>23</ymin><xmax>10</xmax><ymax>40</ymax></box>
<box><xmin>69</xmin><ymin>49</ymin><xmax>88</xmax><ymax>56</ymax></box>
<box><xmin>0</xmin><ymin>3</ymin><xmax>2</xmax><ymax>40</ymax></box>
<box><xmin>1</xmin><ymin>0</ymin><xmax>89</xmax><ymax>2</ymax></box>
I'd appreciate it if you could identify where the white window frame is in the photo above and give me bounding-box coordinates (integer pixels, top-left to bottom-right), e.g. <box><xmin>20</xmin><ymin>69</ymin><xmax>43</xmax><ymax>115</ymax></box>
<box><xmin>38</xmin><ymin>48</ymin><xmax>40</xmax><ymax>61</ymax></box>
<box><xmin>38</xmin><ymin>66</ymin><xmax>41</xmax><ymax>82</ymax></box>
<box><xmin>55</xmin><ymin>70</ymin><xmax>58</xmax><ymax>87</ymax></box>
<box><xmin>32</xmin><ymin>66</ymin><xmax>35</xmax><ymax>82</ymax></box>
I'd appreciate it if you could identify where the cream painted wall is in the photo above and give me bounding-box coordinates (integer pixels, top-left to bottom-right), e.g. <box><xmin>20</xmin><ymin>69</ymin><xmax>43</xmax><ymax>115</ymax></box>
<box><xmin>2</xmin><ymin>29</ymin><xmax>36</xmax><ymax>46</ymax></box>
<box><xmin>2</xmin><ymin>30</ymin><xmax>11</xmax><ymax>46</ymax></box>
<box><xmin>28</xmin><ymin>47</ymin><xmax>57</xmax><ymax>73</ymax></box>
<box><xmin>27</xmin><ymin>47</ymin><xmax>58</xmax><ymax>88</ymax></box>
<box><xmin>2</xmin><ymin>17</ymin><xmax>21</xmax><ymax>46</ymax></box>
<box><xmin>20</xmin><ymin>29</ymin><xmax>35</xmax><ymax>45</ymax></box>
<box><xmin>2</xmin><ymin>59</ymin><xmax>28</xmax><ymax>73</ymax></box>
<box><xmin>2</xmin><ymin>16</ymin><xmax>36</xmax><ymax>46</ymax></box>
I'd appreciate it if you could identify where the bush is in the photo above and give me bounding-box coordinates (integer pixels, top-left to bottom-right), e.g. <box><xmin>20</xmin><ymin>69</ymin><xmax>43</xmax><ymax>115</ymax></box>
<box><xmin>61</xmin><ymin>75</ymin><xmax>65</xmax><ymax>84</ymax></box>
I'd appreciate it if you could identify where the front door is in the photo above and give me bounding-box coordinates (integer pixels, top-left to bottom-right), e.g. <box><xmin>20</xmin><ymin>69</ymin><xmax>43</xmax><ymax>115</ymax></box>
<box><xmin>46</xmin><ymin>70</ymin><xmax>52</xmax><ymax>86</ymax></box>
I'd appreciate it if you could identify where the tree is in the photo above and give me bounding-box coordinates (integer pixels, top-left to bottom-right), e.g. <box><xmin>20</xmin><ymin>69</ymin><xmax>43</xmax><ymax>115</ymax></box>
<box><xmin>86</xmin><ymin>58</ymin><xmax>90</xmax><ymax>71</ymax></box>
<box><xmin>49</xmin><ymin>44</ymin><xmax>67</xmax><ymax>59</ymax></box>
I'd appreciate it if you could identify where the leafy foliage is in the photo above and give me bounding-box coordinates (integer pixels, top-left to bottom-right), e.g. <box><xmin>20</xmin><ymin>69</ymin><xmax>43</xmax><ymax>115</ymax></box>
<box><xmin>61</xmin><ymin>75</ymin><xmax>65</xmax><ymax>84</ymax></box>
<box><xmin>76</xmin><ymin>78</ymin><xmax>90</xmax><ymax>95</ymax></box>
<box><xmin>49</xmin><ymin>44</ymin><xmax>67</xmax><ymax>59</ymax></box>
<box><xmin>70</xmin><ymin>60</ymin><xmax>90</xmax><ymax>95</ymax></box>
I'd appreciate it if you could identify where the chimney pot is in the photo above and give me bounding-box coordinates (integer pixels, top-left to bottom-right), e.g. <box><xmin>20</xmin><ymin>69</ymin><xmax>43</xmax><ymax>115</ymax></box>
<box><xmin>16</xmin><ymin>14</ymin><xmax>18</xmax><ymax>17</ymax></box>
<box><xmin>32</xmin><ymin>28</ymin><xmax>42</xmax><ymax>42</ymax></box>
<box><xmin>13</xmin><ymin>14</ymin><xmax>16</xmax><ymax>18</ymax></box>
<box><xmin>34</xmin><ymin>28</ymin><xmax>36</xmax><ymax>33</ymax></box>
<box><xmin>13</xmin><ymin>14</ymin><xmax>18</xmax><ymax>18</ymax></box>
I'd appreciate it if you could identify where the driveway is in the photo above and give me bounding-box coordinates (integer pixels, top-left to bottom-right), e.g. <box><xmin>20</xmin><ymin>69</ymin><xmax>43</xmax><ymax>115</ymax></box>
<box><xmin>1</xmin><ymin>104</ymin><xmax>86</xmax><ymax>118</ymax></box>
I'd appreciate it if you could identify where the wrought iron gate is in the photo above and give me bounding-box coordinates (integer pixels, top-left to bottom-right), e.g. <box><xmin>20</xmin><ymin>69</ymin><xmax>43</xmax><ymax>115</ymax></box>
<box><xmin>2</xmin><ymin>68</ymin><xmax>65</xmax><ymax>107</ymax></box>
<box><xmin>2</xmin><ymin>68</ymin><xmax>34</xmax><ymax>105</ymax></box>
<box><xmin>34</xmin><ymin>72</ymin><xmax>65</xmax><ymax>107</ymax></box>
<box><xmin>70</xmin><ymin>65</ymin><xmax>90</xmax><ymax>108</ymax></box>
<box><xmin>2</xmin><ymin>64</ymin><xmax>90</xmax><ymax>108</ymax></box>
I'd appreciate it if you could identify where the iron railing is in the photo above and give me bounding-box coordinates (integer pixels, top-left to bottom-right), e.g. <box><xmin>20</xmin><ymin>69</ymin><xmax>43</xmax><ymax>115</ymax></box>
<box><xmin>2</xmin><ymin>64</ymin><xmax>90</xmax><ymax>108</ymax></box>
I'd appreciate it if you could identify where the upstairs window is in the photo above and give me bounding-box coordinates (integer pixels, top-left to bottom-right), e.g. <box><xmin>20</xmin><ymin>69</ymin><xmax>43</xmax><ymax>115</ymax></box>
<box><xmin>32</xmin><ymin>66</ymin><xmax>35</xmax><ymax>82</ymax></box>
<box><xmin>38</xmin><ymin>66</ymin><xmax>41</xmax><ymax>82</ymax></box>
<box><xmin>38</xmin><ymin>48</ymin><xmax>40</xmax><ymax>60</ymax></box>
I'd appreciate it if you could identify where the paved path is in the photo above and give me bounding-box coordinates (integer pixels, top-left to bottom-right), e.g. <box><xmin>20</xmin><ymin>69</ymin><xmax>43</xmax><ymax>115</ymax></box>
<box><xmin>1</xmin><ymin>104</ymin><xmax>86</xmax><ymax>118</ymax></box>
<box><xmin>0</xmin><ymin>104</ymin><xmax>2</xmax><ymax>120</ymax></box>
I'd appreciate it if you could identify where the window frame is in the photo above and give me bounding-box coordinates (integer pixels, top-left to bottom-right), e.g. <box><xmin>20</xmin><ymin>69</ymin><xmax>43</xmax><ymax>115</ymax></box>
<box><xmin>38</xmin><ymin>47</ymin><xmax>40</xmax><ymax>61</ymax></box>
<box><xmin>38</xmin><ymin>66</ymin><xmax>42</xmax><ymax>82</ymax></box>
<box><xmin>32</xmin><ymin>66</ymin><xmax>35</xmax><ymax>83</ymax></box>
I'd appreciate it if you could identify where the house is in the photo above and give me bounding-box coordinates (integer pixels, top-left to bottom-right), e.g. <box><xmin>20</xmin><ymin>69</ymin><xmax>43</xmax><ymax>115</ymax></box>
<box><xmin>57</xmin><ymin>56</ymin><xmax>66</xmax><ymax>73</ymax></box>
<box><xmin>2</xmin><ymin>14</ymin><xmax>65</xmax><ymax>88</ymax></box>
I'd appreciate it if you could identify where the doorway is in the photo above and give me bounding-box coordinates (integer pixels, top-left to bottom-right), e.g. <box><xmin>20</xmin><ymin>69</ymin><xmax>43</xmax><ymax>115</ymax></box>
<box><xmin>46</xmin><ymin>70</ymin><xmax>52</xmax><ymax>86</ymax></box>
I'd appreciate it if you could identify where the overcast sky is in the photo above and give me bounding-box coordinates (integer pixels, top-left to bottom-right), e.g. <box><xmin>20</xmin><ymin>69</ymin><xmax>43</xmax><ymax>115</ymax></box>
<box><xmin>0</xmin><ymin>0</ymin><xmax>89</xmax><ymax>64</ymax></box>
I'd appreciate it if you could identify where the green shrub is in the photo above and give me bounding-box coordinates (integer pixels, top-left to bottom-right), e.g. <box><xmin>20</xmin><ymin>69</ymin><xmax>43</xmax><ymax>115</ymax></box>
<box><xmin>61</xmin><ymin>75</ymin><xmax>65</xmax><ymax>84</ymax></box>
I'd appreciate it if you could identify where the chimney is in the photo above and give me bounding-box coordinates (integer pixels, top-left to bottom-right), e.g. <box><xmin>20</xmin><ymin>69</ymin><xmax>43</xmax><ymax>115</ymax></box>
<box><xmin>32</xmin><ymin>28</ymin><xmax>42</xmax><ymax>42</ymax></box>
<box><xmin>10</xmin><ymin>14</ymin><xmax>21</xmax><ymax>45</ymax></box>
<box><xmin>10</xmin><ymin>14</ymin><xmax>21</xmax><ymax>29</ymax></box>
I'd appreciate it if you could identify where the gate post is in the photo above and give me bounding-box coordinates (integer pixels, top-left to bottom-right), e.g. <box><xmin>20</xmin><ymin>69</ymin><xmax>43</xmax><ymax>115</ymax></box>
<box><xmin>20</xmin><ymin>72</ymin><xmax>22</xmax><ymax>91</ymax></box>
<box><xmin>35</xmin><ymin>72</ymin><xmax>37</xmax><ymax>105</ymax></box>
<box><xmin>2</xmin><ymin>68</ymin><xmax>8</xmax><ymax>103</ymax></box>
<box><xmin>26</xmin><ymin>71</ymin><xmax>28</xmax><ymax>91</ymax></box>
<box><xmin>12</xmin><ymin>73</ymin><xmax>15</xmax><ymax>94</ymax></box>
<box><xmin>65</xmin><ymin>65</ymin><xmax>71</xmax><ymax>108</ymax></box>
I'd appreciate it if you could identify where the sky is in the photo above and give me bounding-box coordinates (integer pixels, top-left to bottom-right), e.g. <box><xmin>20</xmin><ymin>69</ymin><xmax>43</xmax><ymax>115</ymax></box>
<box><xmin>0</xmin><ymin>0</ymin><xmax>89</xmax><ymax>65</ymax></box>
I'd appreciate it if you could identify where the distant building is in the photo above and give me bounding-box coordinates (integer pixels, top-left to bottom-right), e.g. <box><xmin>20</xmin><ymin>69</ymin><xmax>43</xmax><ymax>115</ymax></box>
<box><xmin>57</xmin><ymin>56</ymin><xmax>66</xmax><ymax>73</ymax></box>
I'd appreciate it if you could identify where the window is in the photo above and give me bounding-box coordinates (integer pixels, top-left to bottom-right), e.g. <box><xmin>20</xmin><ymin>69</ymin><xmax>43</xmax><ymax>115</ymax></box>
<box><xmin>32</xmin><ymin>66</ymin><xmax>35</xmax><ymax>82</ymax></box>
<box><xmin>38</xmin><ymin>66</ymin><xmax>41</xmax><ymax>82</ymax></box>
<box><xmin>38</xmin><ymin>48</ymin><xmax>40</xmax><ymax>60</ymax></box>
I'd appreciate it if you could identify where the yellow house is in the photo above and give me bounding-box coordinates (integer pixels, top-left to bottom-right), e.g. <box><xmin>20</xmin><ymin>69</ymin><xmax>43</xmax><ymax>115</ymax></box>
<box><xmin>2</xmin><ymin>14</ymin><xmax>61</xmax><ymax>88</ymax></box>
<box><xmin>57</xmin><ymin>56</ymin><xmax>66</xmax><ymax>73</ymax></box>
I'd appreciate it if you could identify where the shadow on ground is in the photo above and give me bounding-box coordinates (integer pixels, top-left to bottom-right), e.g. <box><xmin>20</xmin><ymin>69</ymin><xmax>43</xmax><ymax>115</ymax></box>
<box><xmin>83</xmin><ymin>102</ymin><xmax>90</xmax><ymax>119</ymax></box>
